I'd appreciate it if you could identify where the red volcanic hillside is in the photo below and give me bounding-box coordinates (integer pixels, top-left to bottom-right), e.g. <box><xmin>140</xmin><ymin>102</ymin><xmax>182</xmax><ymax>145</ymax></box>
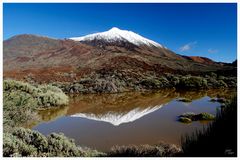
<box><xmin>3</xmin><ymin>28</ymin><xmax>234</xmax><ymax>83</ymax></box>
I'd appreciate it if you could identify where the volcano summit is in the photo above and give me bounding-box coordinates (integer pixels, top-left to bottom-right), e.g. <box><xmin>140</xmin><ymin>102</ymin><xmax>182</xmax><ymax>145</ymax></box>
<box><xmin>3</xmin><ymin>27</ymin><xmax>236</xmax><ymax>93</ymax></box>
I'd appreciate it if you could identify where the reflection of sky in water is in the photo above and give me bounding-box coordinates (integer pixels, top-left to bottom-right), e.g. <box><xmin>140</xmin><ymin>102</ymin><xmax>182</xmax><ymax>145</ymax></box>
<box><xmin>32</xmin><ymin>89</ymin><xmax>234</xmax><ymax>151</ymax></box>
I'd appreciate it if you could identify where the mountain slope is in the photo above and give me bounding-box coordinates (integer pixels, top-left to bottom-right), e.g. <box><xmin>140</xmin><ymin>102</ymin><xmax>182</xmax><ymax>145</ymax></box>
<box><xmin>3</xmin><ymin>28</ymin><xmax>235</xmax><ymax>84</ymax></box>
<box><xmin>70</xmin><ymin>27</ymin><xmax>183</xmax><ymax>60</ymax></box>
<box><xmin>3</xmin><ymin>34</ymin><xmax>61</xmax><ymax>59</ymax></box>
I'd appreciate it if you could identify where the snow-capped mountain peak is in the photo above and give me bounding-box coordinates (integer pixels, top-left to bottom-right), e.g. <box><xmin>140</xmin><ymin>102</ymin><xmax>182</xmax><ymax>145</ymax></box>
<box><xmin>70</xmin><ymin>27</ymin><xmax>163</xmax><ymax>48</ymax></box>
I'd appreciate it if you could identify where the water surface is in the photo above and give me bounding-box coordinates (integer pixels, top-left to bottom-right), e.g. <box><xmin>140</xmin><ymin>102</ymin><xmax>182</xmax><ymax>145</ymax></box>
<box><xmin>32</xmin><ymin>89</ymin><xmax>234</xmax><ymax>151</ymax></box>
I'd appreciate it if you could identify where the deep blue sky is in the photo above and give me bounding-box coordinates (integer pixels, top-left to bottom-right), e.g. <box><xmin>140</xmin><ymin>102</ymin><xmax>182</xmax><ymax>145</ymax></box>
<box><xmin>3</xmin><ymin>3</ymin><xmax>237</xmax><ymax>62</ymax></box>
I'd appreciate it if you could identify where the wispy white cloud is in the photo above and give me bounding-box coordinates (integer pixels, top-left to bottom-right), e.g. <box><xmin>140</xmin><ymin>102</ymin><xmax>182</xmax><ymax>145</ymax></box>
<box><xmin>208</xmin><ymin>48</ymin><xmax>218</xmax><ymax>53</ymax></box>
<box><xmin>179</xmin><ymin>41</ymin><xmax>197</xmax><ymax>52</ymax></box>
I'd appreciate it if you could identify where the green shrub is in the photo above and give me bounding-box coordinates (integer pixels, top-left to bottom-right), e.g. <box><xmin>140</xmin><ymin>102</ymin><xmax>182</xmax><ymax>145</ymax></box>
<box><xmin>3</xmin><ymin>90</ymin><xmax>39</xmax><ymax>128</ymax></box>
<box><xmin>198</xmin><ymin>113</ymin><xmax>215</xmax><ymax>120</ymax></box>
<box><xmin>3</xmin><ymin>133</ymin><xmax>38</xmax><ymax>157</ymax></box>
<box><xmin>180</xmin><ymin>112</ymin><xmax>196</xmax><ymax>118</ymax></box>
<box><xmin>158</xmin><ymin>77</ymin><xmax>169</xmax><ymax>86</ymax></box>
<box><xmin>178</xmin><ymin>112</ymin><xmax>215</xmax><ymax>123</ymax></box>
<box><xmin>178</xmin><ymin>76</ymin><xmax>208</xmax><ymax>89</ymax></box>
<box><xmin>139</xmin><ymin>78</ymin><xmax>162</xmax><ymax>89</ymax></box>
<box><xmin>179</xmin><ymin>117</ymin><xmax>192</xmax><ymax>123</ymax></box>
<box><xmin>3</xmin><ymin>80</ymin><xmax>38</xmax><ymax>95</ymax></box>
<box><xmin>12</xmin><ymin>128</ymin><xmax>48</xmax><ymax>152</ymax></box>
<box><xmin>218</xmin><ymin>76</ymin><xmax>225</xmax><ymax>80</ymax></box>
<box><xmin>3</xmin><ymin>128</ymin><xmax>85</xmax><ymax>157</ymax></box>
<box><xmin>108</xmin><ymin>143</ymin><xmax>181</xmax><ymax>157</ymax></box>
<box><xmin>3</xmin><ymin>80</ymin><xmax>69</xmax><ymax>128</ymax></box>
<box><xmin>218</xmin><ymin>80</ymin><xmax>228</xmax><ymax>88</ymax></box>
<box><xmin>209</xmin><ymin>72</ymin><xmax>217</xmax><ymax>79</ymax></box>
<box><xmin>3</xmin><ymin>79</ymin><xmax>69</xmax><ymax>107</ymax></box>
<box><xmin>171</xmin><ymin>77</ymin><xmax>180</xmax><ymax>86</ymax></box>
<box><xmin>47</xmin><ymin>133</ymin><xmax>83</xmax><ymax>156</ymax></box>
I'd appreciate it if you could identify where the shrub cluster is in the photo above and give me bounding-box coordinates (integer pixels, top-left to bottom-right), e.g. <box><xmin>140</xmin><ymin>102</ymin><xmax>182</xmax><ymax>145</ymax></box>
<box><xmin>178</xmin><ymin>112</ymin><xmax>215</xmax><ymax>123</ymax></box>
<box><xmin>177</xmin><ymin>76</ymin><xmax>208</xmax><ymax>89</ymax></box>
<box><xmin>4</xmin><ymin>79</ymin><xmax>69</xmax><ymax>107</ymax></box>
<box><xmin>3</xmin><ymin>79</ymin><xmax>69</xmax><ymax>129</ymax></box>
<box><xmin>3</xmin><ymin>90</ymin><xmax>39</xmax><ymax>129</ymax></box>
<box><xmin>56</xmin><ymin>71</ymin><xmax>236</xmax><ymax>94</ymax></box>
<box><xmin>107</xmin><ymin>142</ymin><xmax>181</xmax><ymax>157</ymax></box>
<box><xmin>3</xmin><ymin>80</ymin><xmax>107</xmax><ymax>157</ymax></box>
<box><xmin>3</xmin><ymin>128</ymin><xmax>84</xmax><ymax>157</ymax></box>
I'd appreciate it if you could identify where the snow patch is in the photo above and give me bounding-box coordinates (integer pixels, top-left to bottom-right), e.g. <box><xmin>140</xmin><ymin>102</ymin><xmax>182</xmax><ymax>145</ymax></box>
<box><xmin>70</xmin><ymin>27</ymin><xmax>163</xmax><ymax>48</ymax></box>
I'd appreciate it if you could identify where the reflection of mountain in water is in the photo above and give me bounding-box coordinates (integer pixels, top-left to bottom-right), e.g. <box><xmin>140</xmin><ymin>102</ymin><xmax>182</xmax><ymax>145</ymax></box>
<box><xmin>31</xmin><ymin>88</ymin><xmax>235</xmax><ymax>128</ymax></box>
<box><xmin>71</xmin><ymin>105</ymin><xmax>163</xmax><ymax>126</ymax></box>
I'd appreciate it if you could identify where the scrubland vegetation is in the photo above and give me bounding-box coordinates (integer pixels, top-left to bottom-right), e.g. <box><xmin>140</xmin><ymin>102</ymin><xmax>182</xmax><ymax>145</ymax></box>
<box><xmin>3</xmin><ymin>128</ymin><xmax>104</xmax><ymax>157</ymax></box>
<box><xmin>4</xmin><ymin>79</ymin><xmax>69</xmax><ymax>107</ymax></box>
<box><xmin>181</xmin><ymin>95</ymin><xmax>237</xmax><ymax>156</ymax></box>
<box><xmin>107</xmin><ymin>142</ymin><xmax>181</xmax><ymax>157</ymax></box>
<box><xmin>3</xmin><ymin>80</ymin><xmax>103</xmax><ymax>157</ymax></box>
<box><xmin>53</xmin><ymin>71</ymin><xmax>236</xmax><ymax>94</ymax></box>
<box><xmin>3</xmin><ymin>78</ymin><xmax>237</xmax><ymax>157</ymax></box>
<box><xmin>3</xmin><ymin>79</ymin><xmax>68</xmax><ymax>129</ymax></box>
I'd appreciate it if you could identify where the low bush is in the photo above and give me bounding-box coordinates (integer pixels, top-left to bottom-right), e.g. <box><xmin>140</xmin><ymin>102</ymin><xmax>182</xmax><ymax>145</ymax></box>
<box><xmin>108</xmin><ymin>142</ymin><xmax>181</xmax><ymax>157</ymax></box>
<box><xmin>3</xmin><ymin>79</ymin><xmax>69</xmax><ymax>128</ymax></box>
<box><xmin>177</xmin><ymin>76</ymin><xmax>208</xmax><ymax>89</ymax></box>
<box><xmin>139</xmin><ymin>78</ymin><xmax>162</xmax><ymax>89</ymax></box>
<box><xmin>3</xmin><ymin>128</ymin><xmax>85</xmax><ymax>157</ymax></box>
<box><xmin>178</xmin><ymin>112</ymin><xmax>215</xmax><ymax>123</ymax></box>
<box><xmin>3</xmin><ymin>90</ymin><xmax>39</xmax><ymax>129</ymax></box>
<box><xmin>4</xmin><ymin>79</ymin><xmax>69</xmax><ymax>107</ymax></box>
<box><xmin>178</xmin><ymin>117</ymin><xmax>192</xmax><ymax>123</ymax></box>
<box><xmin>56</xmin><ymin>72</ymin><xmax>236</xmax><ymax>94</ymax></box>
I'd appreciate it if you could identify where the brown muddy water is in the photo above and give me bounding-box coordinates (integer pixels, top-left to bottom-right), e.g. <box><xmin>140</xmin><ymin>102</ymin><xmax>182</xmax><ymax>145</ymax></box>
<box><xmin>31</xmin><ymin>89</ymin><xmax>235</xmax><ymax>152</ymax></box>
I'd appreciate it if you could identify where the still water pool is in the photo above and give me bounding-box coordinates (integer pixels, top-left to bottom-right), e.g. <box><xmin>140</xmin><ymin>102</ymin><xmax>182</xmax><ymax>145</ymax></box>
<box><xmin>31</xmin><ymin>89</ymin><xmax>233</xmax><ymax>151</ymax></box>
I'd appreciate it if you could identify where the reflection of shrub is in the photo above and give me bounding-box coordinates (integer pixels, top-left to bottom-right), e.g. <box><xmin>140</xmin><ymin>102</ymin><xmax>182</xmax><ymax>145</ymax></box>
<box><xmin>108</xmin><ymin>142</ymin><xmax>181</xmax><ymax>157</ymax></box>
